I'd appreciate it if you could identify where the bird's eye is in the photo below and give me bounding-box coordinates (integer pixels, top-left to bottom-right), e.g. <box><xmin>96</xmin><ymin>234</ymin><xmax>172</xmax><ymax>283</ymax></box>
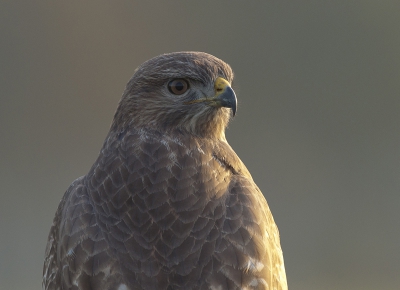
<box><xmin>168</xmin><ymin>79</ymin><xmax>189</xmax><ymax>95</ymax></box>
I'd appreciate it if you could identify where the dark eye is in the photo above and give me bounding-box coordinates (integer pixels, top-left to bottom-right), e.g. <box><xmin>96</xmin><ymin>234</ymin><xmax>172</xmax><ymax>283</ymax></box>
<box><xmin>168</xmin><ymin>79</ymin><xmax>189</xmax><ymax>95</ymax></box>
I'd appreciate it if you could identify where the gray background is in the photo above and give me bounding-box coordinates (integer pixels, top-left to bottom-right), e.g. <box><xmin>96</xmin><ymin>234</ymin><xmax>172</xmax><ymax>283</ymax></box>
<box><xmin>1</xmin><ymin>1</ymin><xmax>399</xmax><ymax>289</ymax></box>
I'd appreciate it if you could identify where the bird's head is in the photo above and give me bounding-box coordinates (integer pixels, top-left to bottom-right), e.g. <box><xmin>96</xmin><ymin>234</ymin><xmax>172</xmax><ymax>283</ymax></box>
<box><xmin>112</xmin><ymin>52</ymin><xmax>236</xmax><ymax>140</ymax></box>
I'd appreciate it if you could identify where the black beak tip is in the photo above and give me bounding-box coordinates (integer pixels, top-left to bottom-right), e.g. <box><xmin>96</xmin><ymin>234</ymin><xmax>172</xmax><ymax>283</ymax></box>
<box><xmin>220</xmin><ymin>86</ymin><xmax>237</xmax><ymax>117</ymax></box>
<box><xmin>231</xmin><ymin>100</ymin><xmax>237</xmax><ymax>117</ymax></box>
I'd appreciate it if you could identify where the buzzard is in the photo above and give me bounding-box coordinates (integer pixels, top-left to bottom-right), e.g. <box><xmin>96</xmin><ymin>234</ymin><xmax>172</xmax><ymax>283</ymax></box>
<box><xmin>43</xmin><ymin>52</ymin><xmax>287</xmax><ymax>290</ymax></box>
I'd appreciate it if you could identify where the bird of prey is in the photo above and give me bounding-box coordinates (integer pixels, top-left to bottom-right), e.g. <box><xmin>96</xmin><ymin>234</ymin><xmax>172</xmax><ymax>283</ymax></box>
<box><xmin>43</xmin><ymin>52</ymin><xmax>287</xmax><ymax>290</ymax></box>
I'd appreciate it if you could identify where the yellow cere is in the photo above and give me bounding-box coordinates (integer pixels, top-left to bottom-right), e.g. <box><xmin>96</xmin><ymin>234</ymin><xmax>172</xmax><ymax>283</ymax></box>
<box><xmin>214</xmin><ymin>77</ymin><xmax>231</xmax><ymax>94</ymax></box>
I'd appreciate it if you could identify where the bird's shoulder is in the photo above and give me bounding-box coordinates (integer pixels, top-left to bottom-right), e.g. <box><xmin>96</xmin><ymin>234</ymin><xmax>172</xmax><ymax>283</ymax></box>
<box><xmin>43</xmin><ymin>176</ymin><xmax>120</xmax><ymax>290</ymax></box>
<box><xmin>43</xmin><ymin>176</ymin><xmax>85</xmax><ymax>289</ymax></box>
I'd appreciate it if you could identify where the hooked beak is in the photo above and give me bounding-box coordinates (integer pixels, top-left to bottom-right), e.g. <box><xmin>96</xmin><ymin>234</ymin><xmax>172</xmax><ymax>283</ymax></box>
<box><xmin>213</xmin><ymin>77</ymin><xmax>237</xmax><ymax>116</ymax></box>
<box><xmin>185</xmin><ymin>77</ymin><xmax>237</xmax><ymax>116</ymax></box>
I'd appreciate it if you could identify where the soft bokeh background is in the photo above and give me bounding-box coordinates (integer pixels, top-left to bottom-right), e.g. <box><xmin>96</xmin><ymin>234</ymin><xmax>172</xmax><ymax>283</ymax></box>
<box><xmin>1</xmin><ymin>1</ymin><xmax>400</xmax><ymax>289</ymax></box>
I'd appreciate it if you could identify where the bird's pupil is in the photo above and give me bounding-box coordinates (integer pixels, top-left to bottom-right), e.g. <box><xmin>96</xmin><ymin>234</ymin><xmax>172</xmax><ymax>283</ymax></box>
<box><xmin>175</xmin><ymin>82</ymin><xmax>184</xmax><ymax>91</ymax></box>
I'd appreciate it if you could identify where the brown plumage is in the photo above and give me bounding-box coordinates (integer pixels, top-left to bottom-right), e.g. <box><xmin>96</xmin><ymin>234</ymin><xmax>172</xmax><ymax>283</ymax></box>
<box><xmin>43</xmin><ymin>52</ymin><xmax>287</xmax><ymax>290</ymax></box>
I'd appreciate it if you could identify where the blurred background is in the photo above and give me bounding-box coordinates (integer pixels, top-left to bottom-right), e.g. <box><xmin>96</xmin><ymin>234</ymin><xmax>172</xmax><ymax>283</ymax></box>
<box><xmin>1</xmin><ymin>1</ymin><xmax>400</xmax><ymax>289</ymax></box>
